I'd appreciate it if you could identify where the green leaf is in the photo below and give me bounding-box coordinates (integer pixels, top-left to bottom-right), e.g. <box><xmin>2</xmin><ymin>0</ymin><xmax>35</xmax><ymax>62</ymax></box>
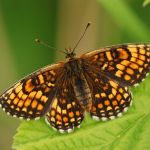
<box><xmin>97</xmin><ymin>0</ymin><xmax>150</xmax><ymax>41</ymax></box>
<box><xmin>13</xmin><ymin>77</ymin><xmax>150</xmax><ymax>150</ymax></box>
<box><xmin>143</xmin><ymin>0</ymin><xmax>150</xmax><ymax>6</ymax></box>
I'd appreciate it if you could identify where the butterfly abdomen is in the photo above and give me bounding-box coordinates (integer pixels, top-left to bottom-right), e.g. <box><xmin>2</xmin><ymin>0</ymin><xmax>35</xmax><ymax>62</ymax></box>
<box><xmin>73</xmin><ymin>77</ymin><xmax>92</xmax><ymax>111</ymax></box>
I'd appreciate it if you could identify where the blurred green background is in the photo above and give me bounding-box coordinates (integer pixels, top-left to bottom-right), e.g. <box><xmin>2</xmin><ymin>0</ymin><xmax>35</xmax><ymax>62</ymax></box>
<box><xmin>0</xmin><ymin>0</ymin><xmax>150</xmax><ymax>149</ymax></box>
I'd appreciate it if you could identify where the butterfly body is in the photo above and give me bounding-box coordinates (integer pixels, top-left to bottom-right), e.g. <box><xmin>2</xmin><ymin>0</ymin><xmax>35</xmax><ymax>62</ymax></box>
<box><xmin>0</xmin><ymin>44</ymin><xmax>150</xmax><ymax>133</ymax></box>
<box><xmin>64</xmin><ymin>58</ymin><xmax>92</xmax><ymax>111</ymax></box>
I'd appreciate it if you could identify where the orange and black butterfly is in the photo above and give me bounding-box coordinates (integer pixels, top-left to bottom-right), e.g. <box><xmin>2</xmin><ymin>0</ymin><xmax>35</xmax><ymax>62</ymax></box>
<box><xmin>0</xmin><ymin>24</ymin><xmax>150</xmax><ymax>133</ymax></box>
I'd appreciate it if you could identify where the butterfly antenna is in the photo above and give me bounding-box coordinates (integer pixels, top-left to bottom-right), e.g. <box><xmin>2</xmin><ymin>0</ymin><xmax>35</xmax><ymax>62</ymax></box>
<box><xmin>72</xmin><ymin>22</ymin><xmax>91</xmax><ymax>53</ymax></box>
<box><xmin>35</xmin><ymin>38</ymin><xmax>57</xmax><ymax>51</ymax></box>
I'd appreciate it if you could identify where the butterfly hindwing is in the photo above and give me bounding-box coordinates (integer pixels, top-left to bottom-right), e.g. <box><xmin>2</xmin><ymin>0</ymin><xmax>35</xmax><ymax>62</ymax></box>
<box><xmin>45</xmin><ymin>83</ymin><xmax>84</xmax><ymax>133</ymax></box>
<box><xmin>81</xmin><ymin>44</ymin><xmax>150</xmax><ymax>86</ymax></box>
<box><xmin>86</xmin><ymin>72</ymin><xmax>132</xmax><ymax>121</ymax></box>
<box><xmin>0</xmin><ymin>63</ymin><xmax>64</xmax><ymax>120</ymax></box>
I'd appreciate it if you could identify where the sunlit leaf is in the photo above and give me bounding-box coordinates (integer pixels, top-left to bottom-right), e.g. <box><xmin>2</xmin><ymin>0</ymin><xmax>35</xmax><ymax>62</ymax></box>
<box><xmin>143</xmin><ymin>0</ymin><xmax>150</xmax><ymax>6</ymax></box>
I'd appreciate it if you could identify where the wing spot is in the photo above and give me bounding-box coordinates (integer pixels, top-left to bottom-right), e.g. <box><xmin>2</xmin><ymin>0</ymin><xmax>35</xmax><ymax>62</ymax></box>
<box><xmin>38</xmin><ymin>74</ymin><xmax>44</xmax><ymax>84</ymax></box>
<box><xmin>110</xmin><ymin>81</ymin><xmax>118</xmax><ymax>89</ymax></box>
<box><xmin>137</xmin><ymin>59</ymin><xmax>144</xmax><ymax>66</ymax></box>
<box><xmin>112</xmin><ymin>100</ymin><xmax>118</xmax><ymax>106</ymax></box>
<box><xmin>25</xmin><ymin>79</ymin><xmax>35</xmax><ymax>93</ymax></box>
<box><xmin>57</xmin><ymin>106</ymin><xmax>61</xmax><ymax>113</ymax></box>
<box><xmin>37</xmin><ymin>104</ymin><xmax>43</xmax><ymax>110</ymax></box>
<box><xmin>126</xmin><ymin>68</ymin><xmax>134</xmax><ymax>75</ymax></box>
<box><xmin>104</xmin><ymin>100</ymin><xmax>110</xmax><ymax>106</ymax></box>
<box><xmin>48</xmin><ymin>82</ymin><xmax>55</xmax><ymax>87</ymax></box>
<box><xmin>10</xmin><ymin>93</ymin><xmax>15</xmax><ymax>99</ymax></box>
<box><xmin>70</xmin><ymin>118</ymin><xmax>75</xmax><ymax>122</ymax></box>
<box><xmin>41</xmin><ymin>96</ymin><xmax>48</xmax><ymax>103</ymax></box>
<box><xmin>51</xmin><ymin>117</ymin><xmax>55</xmax><ymax>122</ymax></box>
<box><xmin>15</xmin><ymin>85</ymin><xmax>22</xmax><ymax>93</ymax></box>
<box><xmin>101</xmin><ymin>93</ymin><xmax>106</xmax><ymax>97</ymax></box>
<box><xmin>22</xmin><ymin>94</ymin><xmax>28</xmax><ymax>100</ymax></box>
<box><xmin>106</xmin><ymin>51</ymin><xmax>113</xmax><ymax>61</ymax></box>
<box><xmin>7</xmin><ymin>99</ymin><xmax>11</xmax><ymax>104</ymax></box>
<box><xmin>137</xmin><ymin>74</ymin><xmax>140</xmax><ymax>78</ymax></box>
<box><xmin>35</xmin><ymin>91</ymin><xmax>42</xmax><ymax>99</ymax></box>
<box><xmin>62</xmin><ymin>109</ymin><xmax>67</xmax><ymax>114</ymax></box>
<box><xmin>121</xmin><ymin>60</ymin><xmax>130</xmax><ymax>66</ymax></box>
<box><xmin>16</xmin><ymin>107</ymin><xmax>20</xmax><ymax>111</ymax></box>
<box><xmin>118</xmin><ymin>49</ymin><xmax>129</xmax><ymax>59</ymax></box>
<box><xmin>18</xmin><ymin>91</ymin><xmax>23</xmax><ymax>98</ymax></box>
<box><xmin>131</xmin><ymin>57</ymin><xmax>137</xmax><ymax>62</ymax></box>
<box><xmin>51</xmin><ymin>98</ymin><xmax>58</xmax><ymax>109</ymax></box>
<box><xmin>29</xmin><ymin>91</ymin><xmax>36</xmax><ymax>99</ymax></box>
<box><xmin>51</xmin><ymin>110</ymin><xmax>55</xmax><ymax>116</ymax></box>
<box><xmin>124</xmin><ymin>74</ymin><xmax>131</xmax><ymax>81</ymax></box>
<box><xmin>56</xmin><ymin>114</ymin><xmax>62</xmax><ymax>121</ymax></box>
<box><xmin>115</xmin><ymin>106</ymin><xmax>119</xmax><ymax>110</ymax></box>
<box><xmin>112</xmin><ymin>88</ymin><xmax>117</xmax><ymax>95</ymax></box>
<box><xmin>22</xmin><ymin>107</ymin><xmax>27</xmax><ymax>112</ymax></box>
<box><xmin>128</xmin><ymin>47</ymin><xmax>137</xmax><ymax>52</ymax></box>
<box><xmin>139</xmin><ymin>67</ymin><xmax>143</xmax><ymax>73</ymax></box>
<box><xmin>107</xmin><ymin>106</ymin><xmax>112</xmax><ymax>111</ymax></box>
<box><xmin>10</xmin><ymin>105</ymin><xmax>14</xmax><ymax>109</ymax></box>
<box><xmin>67</xmin><ymin>104</ymin><xmax>72</xmax><ymax>109</ymax></box>
<box><xmin>98</xmin><ymin>103</ymin><xmax>103</xmax><ymax>109</ymax></box>
<box><xmin>117</xmin><ymin>94</ymin><xmax>122</xmax><ymax>101</ymax></box>
<box><xmin>109</xmin><ymin>94</ymin><xmax>114</xmax><ymax>99</ymax></box>
<box><xmin>116</xmin><ymin>64</ymin><xmax>125</xmax><ymax>71</ymax></box>
<box><xmin>130</xmin><ymin>63</ymin><xmax>138</xmax><ymax>69</ymax></box>
<box><xmin>95</xmin><ymin>94</ymin><xmax>100</xmax><ymax>98</ymax></box>
<box><xmin>76</xmin><ymin>111</ymin><xmax>80</xmax><ymax>116</ymax></box>
<box><xmin>63</xmin><ymin>116</ymin><xmax>68</xmax><ymax>123</ymax></box>
<box><xmin>124</xmin><ymin>93</ymin><xmax>129</xmax><ymax>99</ymax></box>
<box><xmin>69</xmin><ymin>112</ymin><xmax>74</xmax><ymax>117</ymax></box>
<box><xmin>29</xmin><ymin>111</ymin><xmax>33</xmax><ymax>115</ymax></box>
<box><xmin>13</xmin><ymin>97</ymin><xmax>19</xmax><ymax>105</ymax></box>
<box><xmin>31</xmin><ymin>100</ymin><xmax>38</xmax><ymax>109</ymax></box>
<box><xmin>24</xmin><ymin>99</ymin><xmax>32</xmax><ymax>107</ymax></box>
<box><xmin>18</xmin><ymin>100</ymin><xmax>24</xmax><ymax>107</ymax></box>
<box><xmin>120</xmin><ymin>100</ymin><xmax>125</xmax><ymax>105</ymax></box>
<box><xmin>139</xmin><ymin>55</ymin><xmax>145</xmax><ymax>61</ymax></box>
<box><xmin>115</xmin><ymin>70</ymin><xmax>123</xmax><ymax>77</ymax></box>
<box><xmin>139</xmin><ymin>49</ymin><xmax>145</xmax><ymax>54</ymax></box>
<box><xmin>119</xmin><ymin>88</ymin><xmax>123</xmax><ymax>93</ymax></box>
<box><xmin>131</xmin><ymin>53</ymin><xmax>138</xmax><ymax>58</ymax></box>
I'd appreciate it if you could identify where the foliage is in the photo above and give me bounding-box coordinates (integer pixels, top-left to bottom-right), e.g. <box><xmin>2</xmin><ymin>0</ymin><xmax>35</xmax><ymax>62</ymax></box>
<box><xmin>143</xmin><ymin>0</ymin><xmax>150</xmax><ymax>6</ymax></box>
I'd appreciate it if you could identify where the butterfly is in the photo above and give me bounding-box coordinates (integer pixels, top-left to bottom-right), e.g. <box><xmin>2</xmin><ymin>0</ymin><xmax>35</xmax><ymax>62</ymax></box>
<box><xmin>0</xmin><ymin>24</ymin><xmax>150</xmax><ymax>133</ymax></box>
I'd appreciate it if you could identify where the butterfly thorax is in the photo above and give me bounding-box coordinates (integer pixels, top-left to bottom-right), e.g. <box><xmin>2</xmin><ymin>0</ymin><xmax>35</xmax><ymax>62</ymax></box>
<box><xmin>65</xmin><ymin>58</ymin><xmax>92</xmax><ymax>111</ymax></box>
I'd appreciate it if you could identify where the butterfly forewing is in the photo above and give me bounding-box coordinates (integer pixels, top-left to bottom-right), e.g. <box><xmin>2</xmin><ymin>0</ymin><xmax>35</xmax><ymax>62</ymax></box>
<box><xmin>0</xmin><ymin>63</ymin><xmax>64</xmax><ymax>120</ymax></box>
<box><xmin>81</xmin><ymin>44</ymin><xmax>150</xmax><ymax>87</ymax></box>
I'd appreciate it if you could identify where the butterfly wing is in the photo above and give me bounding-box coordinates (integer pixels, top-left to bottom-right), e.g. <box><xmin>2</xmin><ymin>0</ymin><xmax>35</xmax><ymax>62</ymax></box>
<box><xmin>45</xmin><ymin>79</ymin><xmax>84</xmax><ymax>133</ymax></box>
<box><xmin>83</xmin><ymin>70</ymin><xmax>132</xmax><ymax>120</ymax></box>
<box><xmin>81</xmin><ymin>44</ymin><xmax>150</xmax><ymax>86</ymax></box>
<box><xmin>0</xmin><ymin>63</ymin><xmax>64</xmax><ymax>120</ymax></box>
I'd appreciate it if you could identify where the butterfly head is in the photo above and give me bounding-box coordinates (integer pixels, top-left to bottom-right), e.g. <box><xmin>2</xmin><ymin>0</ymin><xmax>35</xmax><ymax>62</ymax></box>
<box><xmin>65</xmin><ymin>48</ymin><xmax>76</xmax><ymax>59</ymax></box>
